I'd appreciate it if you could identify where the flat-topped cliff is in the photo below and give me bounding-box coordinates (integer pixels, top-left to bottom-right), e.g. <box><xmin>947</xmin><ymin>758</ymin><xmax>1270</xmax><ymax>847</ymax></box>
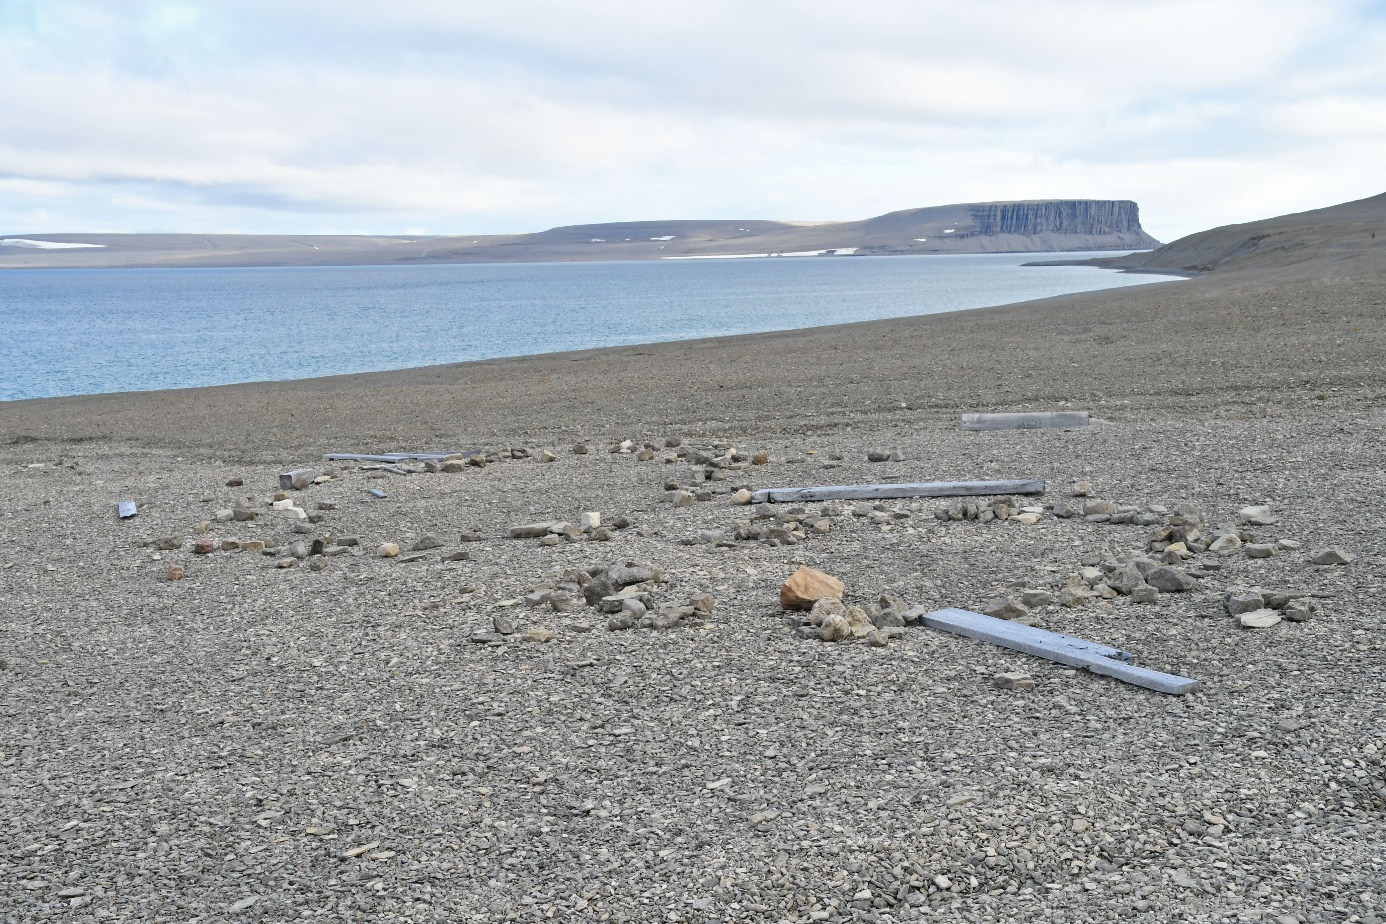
<box><xmin>0</xmin><ymin>198</ymin><xmax>1160</xmax><ymax>269</ymax></box>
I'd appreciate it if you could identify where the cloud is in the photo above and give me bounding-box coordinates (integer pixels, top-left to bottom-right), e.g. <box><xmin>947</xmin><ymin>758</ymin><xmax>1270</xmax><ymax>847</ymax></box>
<box><xmin>0</xmin><ymin>0</ymin><xmax>1383</xmax><ymax>238</ymax></box>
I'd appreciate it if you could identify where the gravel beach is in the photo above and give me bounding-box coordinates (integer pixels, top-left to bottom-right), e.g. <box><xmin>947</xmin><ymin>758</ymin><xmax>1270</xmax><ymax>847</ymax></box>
<box><xmin>2</xmin><ymin>202</ymin><xmax>1384</xmax><ymax>923</ymax></box>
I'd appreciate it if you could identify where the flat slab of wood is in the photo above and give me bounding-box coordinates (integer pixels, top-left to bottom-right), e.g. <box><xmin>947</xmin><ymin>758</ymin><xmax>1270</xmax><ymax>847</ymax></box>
<box><xmin>961</xmin><ymin>411</ymin><xmax>1089</xmax><ymax>431</ymax></box>
<box><xmin>917</xmin><ymin>606</ymin><xmax>1198</xmax><ymax>695</ymax></box>
<box><xmin>323</xmin><ymin>451</ymin><xmax>478</xmax><ymax>462</ymax></box>
<box><xmin>750</xmin><ymin>479</ymin><xmax>1043</xmax><ymax>504</ymax></box>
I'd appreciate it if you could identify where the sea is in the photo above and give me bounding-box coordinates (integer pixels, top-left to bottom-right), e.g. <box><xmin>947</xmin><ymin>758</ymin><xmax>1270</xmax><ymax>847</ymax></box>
<box><xmin>0</xmin><ymin>252</ymin><xmax>1181</xmax><ymax>402</ymax></box>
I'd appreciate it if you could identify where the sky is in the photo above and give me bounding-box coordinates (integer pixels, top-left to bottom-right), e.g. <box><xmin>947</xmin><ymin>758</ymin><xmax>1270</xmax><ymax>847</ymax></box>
<box><xmin>1</xmin><ymin>1</ymin><xmax>1384</xmax><ymax>242</ymax></box>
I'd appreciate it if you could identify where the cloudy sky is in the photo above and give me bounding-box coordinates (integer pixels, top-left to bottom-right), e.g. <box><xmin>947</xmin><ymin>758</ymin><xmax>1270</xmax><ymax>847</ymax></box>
<box><xmin>1</xmin><ymin>1</ymin><xmax>1384</xmax><ymax>241</ymax></box>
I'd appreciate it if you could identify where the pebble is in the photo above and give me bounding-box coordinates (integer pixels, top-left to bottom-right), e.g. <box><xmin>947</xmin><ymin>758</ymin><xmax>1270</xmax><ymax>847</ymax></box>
<box><xmin>378</xmin><ymin>543</ymin><xmax>400</xmax><ymax>558</ymax></box>
<box><xmin>166</xmin><ymin>565</ymin><xmax>184</xmax><ymax>581</ymax></box>
<box><xmin>494</xmin><ymin>615</ymin><xmax>517</xmax><ymax>635</ymax></box>
<box><xmin>411</xmin><ymin>535</ymin><xmax>442</xmax><ymax>551</ymax></box>
<box><xmin>1020</xmin><ymin>589</ymin><xmax>1054</xmax><ymax>607</ymax></box>
<box><xmin>731</xmin><ymin>488</ymin><xmax>752</xmax><ymax>505</ymax></box>
<box><xmin>1238</xmin><ymin>609</ymin><xmax>1282</xmax><ymax>629</ymax></box>
<box><xmin>1145</xmin><ymin>566</ymin><xmax>1197</xmax><ymax>592</ymax></box>
<box><xmin>1277</xmin><ymin>538</ymin><xmax>1302</xmax><ymax>550</ymax></box>
<box><xmin>1130</xmin><ymin>584</ymin><xmax>1159</xmax><ymax>604</ymax></box>
<box><xmin>1310</xmin><ymin>547</ymin><xmax>1353</xmax><ymax>565</ymax></box>
<box><xmin>1225</xmin><ymin>590</ymin><xmax>1265</xmax><ymax>615</ymax></box>
<box><xmin>993</xmin><ymin>671</ymin><xmax>1035</xmax><ymax>691</ymax></box>
<box><xmin>1283</xmin><ymin>598</ymin><xmax>1317</xmax><ymax>622</ymax></box>
<box><xmin>1238</xmin><ymin>504</ymin><xmax>1280</xmax><ymax>525</ymax></box>
<box><xmin>1070</xmin><ymin>481</ymin><xmax>1091</xmax><ymax>496</ymax></box>
<box><xmin>751</xmin><ymin>450</ymin><xmax>769</xmax><ymax>465</ymax></box>
<box><xmin>818</xmin><ymin>613</ymin><xmax>850</xmax><ymax>642</ymax></box>
<box><xmin>982</xmin><ymin>597</ymin><xmax>1028</xmax><ymax>620</ymax></box>
<box><xmin>521</xmin><ymin>627</ymin><xmax>556</xmax><ymax>643</ymax></box>
<box><xmin>579</xmin><ymin>511</ymin><xmax>601</xmax><ymax>530</ymax></box>
<box><xmin>1244</xmin><ymin>542</ymin><xmax>1275</xmax><ymax>558</ymax></box>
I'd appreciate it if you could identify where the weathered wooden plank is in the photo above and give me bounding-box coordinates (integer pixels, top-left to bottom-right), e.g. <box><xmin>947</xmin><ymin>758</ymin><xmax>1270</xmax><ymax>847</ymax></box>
<box><xmin>279</xmin><ymin>468</ymin><xmax>315</xmax><ymax>490</ymax></box>
<box><xmin>751</xmin><ymin>479</ymin><xmax>1043</xmax><ymax>505</ymax></box>
<box><xmin>961</xmin><ymin>411</ymin><xmax>1089</xmax><ymax>431</ymax></box>
<box><xmin>911</xmin><ymin>606</ymin><xmax>1133</xmax><ymax>663</ymax></box>
<box><xmin>919</xmin><ymin>607</ymin><xmax>1198</xmax><ymax>695</ymax></box>
<box><xmin>116</xmin><ymin>501</ymin><xmax>138</xmax><ymax>519</ymax></box>
<box><xmin>323</xmin><ymin>451</ymin><xmax>477</xmax><ymax>462</ymax></box>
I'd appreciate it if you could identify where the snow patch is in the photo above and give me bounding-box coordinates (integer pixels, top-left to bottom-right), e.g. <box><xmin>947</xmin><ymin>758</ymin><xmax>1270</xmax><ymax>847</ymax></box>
<box><xmin>1</xmin><ymin>238</ymin><xmax>105</xmax><ymax>250</ymax></box>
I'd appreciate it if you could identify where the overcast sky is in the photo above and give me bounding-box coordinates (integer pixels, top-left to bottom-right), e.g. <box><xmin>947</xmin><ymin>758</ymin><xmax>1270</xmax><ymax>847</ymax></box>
<box><xmin>1</xmin><ymin>1</ymin><xmax>1383</xmax><ymax>241</ymax></box>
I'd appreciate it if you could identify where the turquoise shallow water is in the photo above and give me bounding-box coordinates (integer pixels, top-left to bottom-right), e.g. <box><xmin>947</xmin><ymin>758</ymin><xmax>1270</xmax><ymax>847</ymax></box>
<box><xmin>0</xmin><ymin>252</ymin><xmax>1180</xmax><ymax>401</ymax></box>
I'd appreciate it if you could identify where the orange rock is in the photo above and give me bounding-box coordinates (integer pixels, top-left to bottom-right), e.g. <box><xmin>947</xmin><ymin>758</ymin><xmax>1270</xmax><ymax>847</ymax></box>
<box><xmin>779</xmin><ymin>566</ymin><xmax>845</xmax><ymax>610</ymax></box>
<box><xmin>752</xmin><ymin>451</ymin><xmax>770</xmax><ymax>465</ymax></box>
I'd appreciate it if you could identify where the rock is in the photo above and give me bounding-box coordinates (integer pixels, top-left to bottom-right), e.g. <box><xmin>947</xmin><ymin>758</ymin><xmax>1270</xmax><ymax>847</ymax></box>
<box><xmin>441</xmin><ymin>460</ymin><xmax>467</xmax><ymax>473</ymax></box>
<box><xmin>1145</xmin><ymin>566</ymin><xmax>1196</xmax><ymax>592</ymax></box>
<box><xmin>1020</xmin><ymin>589</ymin><xmax>1054</xmax><ymax>607</ymax></box>
<box><xmin>1244</xmin><ymin>543</ymin><xmax>1275</xmax><ymax>558</ymax></box>
<box><xmin>225</xmin><ymin>478</ymin><xmax>243</xmax><ymax>487</ymax></box>
<box><xmin>809</xmin><ymin>597</ymin><xmax>846</xmax><ymax>625</ymax></box>
<box><xmin>166</xmin><ymin>565</ymin><xmax>184</xmax><ymax>581</ymax></box>
<box><xmin>523</xmin><ymin>589</ymin><xmax>552</xmax><ymax>607</ymax></box>
<box><xmin>1277</xmin><ymin>538</ymin><xmax>1302</xmax><ymax>551</ymax></box>
<box><xmin>378</xmin><ymin>543</ymin><xmax>400</xmax><ymax>558</ymax></box>
<box><xmin>1224</xmin><ymin>591</ymin><xmax>1265</xmax><ymax>616</ymax></box>
<box><xmin>866</xmin><ymin>629</ymin><xmax>891</xmax><ymax>647</ymax></box>
<box><xmin>1282</xmin><ymin>598</ymin><xmax>1317</xmax><ymax>622</ymax></box>
<box><xmin>1079</xmin><ymin>566</ymin><xmax>1104</xmax><ymax>586</ymax></box>
<box><xmin>214</xmin><ymin>508</ymin><xmax>234</xmax><ymax>522</ymax></box>
<box><xmin>288</xmin><ymin>541</ymin><xmax>310</xmax><ymax>560</ymax></box>
<box><xmin>845</xmin><ymin>606</ymin><xmax>874</xmax><ymax>638</ymax></box>
<box><xmin>690</xmin><ymin>594</ymin><xmax>715</xmax><ymax>614</ymax></box>
<box><xmin>635</xmin><ymin>448</ymin><xmax>656</xmax><ymax>461</ymax></box>
<box><xmin>982</xmin><ymin>598</ymin><xmax>1028</xmax><ymax>620</ymax></box>
<box><xmin>866</xmin><ymin>450</ymin><xmax>890</xmax><ymax>462</ymax></box>
<box><xmin>336</xmin><ymin>536</ymin><xmax>360</xmax><ymax>547</ymax></box>
<box><xmin>664</xmin><ymin>436</ymin><xmax>682</xmax><ymax>448</ymax></box>
<box><xmin>1058</xmin><ymin>586</ymin><xmax>1089</xmax><ymax>607</ymax></box>
<box><xmin>872</xmin><ymin>607</ymin><xmax>905</xmax><ymax>629</ymax></box>
<box><xmin>240</xmin><ymin>540</ymin><xmax>265</xmax><ymax>552</ymax></box>
<box><xmin>606</xmin><ymin>613</ymin><xmax>635</xmax><ymax>631</ymax></box>
<box><xmin>1238</xmin><ymin>505</ymin><xmax>1280</xmax><ymax>526</ymax></box>
<box><xmin>993</xmin><ymin>671</ymin><xmax>1035</xmax><ymax>691</ymax></box>
<box><xmin>579</xmin><ymin>511</ymin><xmax>601</xmax><ymax>530</ymax></box>
<box><xmin>573</xmin><ymin>443</ymin><xmax>590</xmax><ymax>454</ymax></box>
<box><xmin>232</xmin><ymin>507</ymin><xmax>258</xmax><ymax>522</ymax></box>
<box><xmin>540</xmin><ymin>449</ymin><xmax>558</xmax><ymax>463</ymax></box>
<box><xmin>1130</xmin><ymin>584</ymin><xmax>1159</xmax><ymax>604</ymax></box>
<box><xmin>441</xmin><ymin>550</ymin><xmax>470</xmax><ymax>562</ymax></box>
<box><xmin>1106</xmin><ymin>564</ymin><xmax>1146</xmax><ymax>596</ymax></box>
<box><xmin>308</xmin><ymin>559</ymin><xmax>328</xmax><ymax>571</ymax></box>
<box><xmin>192</xmin><ymin>538</ymin><xmax>215</xmax><ymax>555</ymax></box>
<box><xmin>1070</xmin><ymin>481</ymin><xmax>1091</xmax><ymax>497</ymax></box>
<box><xmin>590</xmin><ymin>527</ymin><xmax>614</xmax><ymax>541</ymax></box>
<box><xmin>1084</xmin><ymin>499</ymin><xmax>1116</xmax><ymax>516</ymax></box>
<box><xmin>620</xmin><ymin>599</ymin><xmax>647</xmax><ymax>620</ymax></box>
<box><xmin>731</xmin><ymin>488</ymin><xmax>752</xmax><ymax>505</ymax></box>
<box><xmin>411</xmin><ymin>535</ymin><xmax>442</xmax><ymax>551</ymax></box>
<box><xmin>889</xmin><ymin>448</ymin><xmax>904</xmax><ymax>462</ymax></box>
<box><xmin>1310</xmin><ymin>548</ymin><xmax>1353</xmax><ymax>565</ymax></box>
<box><xmin>779</xmin><ymin>566</ymin><xmax>845</xmax><ymax>610</ymax></box>
<box><xmin>221</xmin><ymin>540</ymin><xmax>240</xmax><ymax>551</ymax></box>
<box><xmin>1237</xmin><ymin>609</ymin><xmax>1282</xmax><ymax>629</ymax></box>
<box><xmin>522</xmin><ymin>627</ymin><xmax>556</xmax><ymax>642</ymax></box>
<box><xmin>1209</xmin><ymin>533</ymin><xmax>1242</xmax><ymax>553</ymax></box>
<box><xmin>818</xmin><ymin>613</ymin><xmax>851</xmax><ymax>642</ymax></box>
<box><xmin>751</xmin><ymin>451</ymin><xmax>769</xmax><ymax>465</ymax></box>
<box><xmin>508</xmin><ymin>522</ymin><xmax>559</xmax><ymax>539</ymax></box>
<box><xmin>663</xmin><ymin>490</ymin><xmax>694</xmax><ymax>507</ymax></box>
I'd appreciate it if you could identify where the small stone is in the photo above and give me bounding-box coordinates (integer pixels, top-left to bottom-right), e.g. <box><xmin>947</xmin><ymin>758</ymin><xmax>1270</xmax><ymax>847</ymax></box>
<box><xmin>1079</xmin><ymin>566</ymin><xmax>1104</xmax><ymax>586</ymax></box>
<box><xmin>166</xmin><ymin>565</ymin><xmax>184</xmax><ymax>581</ymax></box>
<box><xmin>493</xmin><ymin>615</ymin><xmax>517</xmax><ymax>635</ymax></box>
<box><xmin>590</xmin><ymin>527</ymin><xmax>614</xmax><ymax>541</ymax></box>
<box><xmin>1244</xmin><ymin>543</ymin><xmax>1275</xmax><ymax>558</ymax></box>
<box><xmin>540</xmin><ymin>449</ymin><xmax>558</xmax><ymax>463</ymax></box>
<box><xmin>993</xmin><ymin>671</ymin><xmax>1035</xmax><ymax>691</ymax></box>
<box><xmin>1277</xmin><ymin>538</ymin><xmax>1301</xmax><ymax>550</ymax></box>
<box><xmin>621</xmin><ymin>599</ymin><xmax>647</xmax><ymax>619</ymax></box>
<box><xmin>1058</xmin><ymin>586</ymin><xmax>1089</xmax><ymax>607</ymax></box>
<box><xmin>888</xmin><ymin>447</ymin><xmax>903</xmax><ymax>462</ymax></box>
<box><xmin>336</xmin><ymin>536</ymin><xmax>360</xmax><ymax>547</ymax></box>
<box><xmin>1237</xmin><ymin>608</ymin><xmax>1282</xmax><ymax>629</ymax></box>
<box><xmin>441</xmin><ymin>460</ymin><xmax>467</xmax><ymax>473</ymax></box>
<box><xmin>1070</xmin><ymin>481</ymin><xmax>1091</xmax><ymax>497</ymax></box>
<box><xmin>1209</xmin><ymin>533</ymin><xmax>1242</xmax><ymax>553</ymax></box>
<box><xmin>522</xmin><ymin>627</ymin><xmax>556</xmax><ymax>643</ymax></box>
<box><xmin>441</xmin><ymin>550</ymin><xmax>470</xmax><ymax>562</ymax></box>
<box><xmin>690</xmin><ymin>594</ymin><xmax>714</xmax><ymax>614</ymax></box>
<box><xmin>539</xmin><ymin>534</ymin><xmax>560</xmax><ymax>546</ymax></box>
<box><xmin>274</xmin><ymin>558</ymin><xmax>295</xmax><ymax>569</ymax></box>
<box><xmin>572</xmin><ymin>443</ymin><xmax>590</xmax><ymax>454</ymax></box>
<box><xmin>192</xmin><ymin>538</ymin><xmax>215</xmax><ymax>555</ymax></box>
<box><xmin>606</xmin><ymin>613</ymin><xmax>635</xmax><ymax>631</ymax></box>
<box><xmin>866</xmin><ymin>629</ymin><xmax>891</xmax><ymax>647</ymax></box>
<box><xmin>308</xmin><ymin>559</ymin><xmax>328</xmax><ymax>571</ymax></box>
<box><xmin>751</xmin><ymin>450</ymin><xmax>769</xmax><ymax>465</ymax></box>
<box><xmin>809</xmin><ymin>597</ymin><xmax>845</xmax><ymax>625</ymax></box>
<box><xmin>1084</xmin><ymin>499</ymin><xmax>1116</xmax><ymax>515</ymax></box>
<box><xmin>1145</xmin><ymin>566</ymin><xmax>1196</xmax><ymax>592</ymax></box>
<box><xmin>378</xmin><ymin>543</ymin><xmax>400</xmax><ymax>558</ymax></box>
<box><xmin>663</xmin><ymin>490</ymin><xmax>694</xmax><ymax>507</ymax></box>
<box><xmin>1020</xmin><ymin>589</ymin><xmax>1054</xmax><ymax>607</ymax></box>
<box><xmin>664</xmin><ymin>436</ymin><xmax>682</xmax><ymax>448</ymax></box>
<box><xmin>1282</xmin><ymin>598</ymin><xmax>1317</xmax><ymax>622</ymax></box>
<box><xmin>288</xmin><ymin>541</ymin><xmax>309</xmax><ymax>560</ymax></box>
<box><xmin>818</xmin><ymin>613</ymin><xmax>851</xmax><ymax>642</ymax></box>
<box><xmin>240</xmin><ymin>540</ymin><xmax>265</xmax><ymax>552</ymax></box>
<box><xmin>579</xmin><ymin>511</ymin><xmax>601</xmax><ymax>530</ymax></box>
<box><xmin>1224</xmin><ymin>590</ymin><xmax>1264</xmax><ymax>615</ymax></box>
<box><xmin>779</xmin><ymin>566</ymin><xmax>845</xmax><ymax>610</ymax></box>
<box><xmin>225</xmin><ymin>478</ymin><xmax>243</xmax><ymax>487</ymax></box>
<box><xmin>1238</xmin><ymin>505</ymin><xmax>1279</xmax><ymax>526</ymax></box>
<box><xmin>845</xmin><ymin>606</ymin><xmax>873</xmax><ymax>638</ymax></box>
<box><xmin>508</xmin><ymin>522</ymin><xmax>558</xmax><ymax>539</ymax></box>
<box><xmin>1130</xmin><ymin>584</ymin><xmax>1159</xmax><ymax>604</ymax></box>
<box><xmin>731</xmin><ymin>488</ymin><xmax>752</xmax><ymax>505</ymax></box>
<box><xmin>1310</xmin><ymin>548</ymin><xmax>1353</xmax><ymax>565</ymax></box>
<box><xmin>635</xmin><ymin>448</ymin><xmax>656</xmax><ymax>461</ymax></box>
<box><xmin>982</xmin><ymin>598</ymin><xmax>1028</xmax><ymax>620</ymax></box>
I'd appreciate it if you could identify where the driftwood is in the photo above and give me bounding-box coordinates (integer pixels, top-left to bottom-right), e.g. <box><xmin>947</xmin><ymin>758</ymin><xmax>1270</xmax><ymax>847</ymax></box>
<box><xmin>961</xmin><ymin>411</ymin><xmax>1089</xmax><ymax>431</ymax></box>
<box><xmin>750</xmin><ymin>479</ymin><xmax>1043</xmax><ymax>505</ymax></box>
<box><xmin>323</xmin><ymin>451</ymin><xmax>477</xmax><ymax>463</ymax></box>
<box><xmin>915</xmin><ymin>607</ymin><xmax>1198</xmax><ymax>695</ymax></box>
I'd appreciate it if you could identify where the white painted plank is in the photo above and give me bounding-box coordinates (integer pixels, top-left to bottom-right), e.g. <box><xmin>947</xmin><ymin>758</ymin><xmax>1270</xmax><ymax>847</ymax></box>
<box><xmin>961</xmin><ymin>411</ymin><xmax>1089</xmax><ymax>431</ymax></box>
<box><xmin>323</xmin><ymin>451</ymin><xmax>476</xmax><ymax>462</ymax></box>
<box><xmin>751</xmin><ymin>479</ymin><xmax>1043</xmax><ymax>504</ymax></box>
<box><xmin>913</xmin><ymin>606</ymin><xmax>1133</xmax><ymax>663</ymax></box>
<box><xmin>919</xmin><ymin>607</ymin><xmax>1198</xmax><ymax>695</ymax></box>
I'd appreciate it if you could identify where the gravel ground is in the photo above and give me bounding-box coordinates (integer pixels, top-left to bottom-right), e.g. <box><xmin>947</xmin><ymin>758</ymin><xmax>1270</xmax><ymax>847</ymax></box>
<box><xmin>2</xmin><ymin>248</ymin><xmax>1384</xmax><ymax>922</ymax></box>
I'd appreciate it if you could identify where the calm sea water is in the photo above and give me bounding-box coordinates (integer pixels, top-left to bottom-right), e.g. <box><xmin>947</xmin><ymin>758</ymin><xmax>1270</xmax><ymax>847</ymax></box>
<box><xmin>0</xmin><ymin>253</ymin><xmax>1179</xmax><ymax>401</ymax></box>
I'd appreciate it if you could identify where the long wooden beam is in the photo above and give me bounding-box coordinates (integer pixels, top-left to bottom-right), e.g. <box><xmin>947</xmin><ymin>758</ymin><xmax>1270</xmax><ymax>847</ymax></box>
<box><xmin>961</xmin><ymin>411</ymin><xmax>1089</xmax><ymax>431</ymax></box>
<box><xmin>917</xmin><ymin>607</ymin><xmax>1198</xmax><ymax>695</ymax></box>
<box><xmin>323</xmin><ymin>451</ymin><xmax>478</xmax><ymax>462</ymax></box>
<box><xmin>750</xmin><ymin>479</ymin><xmax>1043</xmax><ymax>505</ymax></box>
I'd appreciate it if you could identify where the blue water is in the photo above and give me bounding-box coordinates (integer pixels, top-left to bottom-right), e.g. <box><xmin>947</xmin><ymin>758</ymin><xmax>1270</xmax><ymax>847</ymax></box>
<box><xmin>0</xmin><ymin>253</ymin><xmax>1180</xmax><ymax>401</ymax></box>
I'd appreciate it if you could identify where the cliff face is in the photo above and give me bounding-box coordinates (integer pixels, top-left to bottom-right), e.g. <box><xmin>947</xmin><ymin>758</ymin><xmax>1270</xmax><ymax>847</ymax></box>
<box><xmin>970</xmin><ymin>200</ymin><xmax>1146</xmax><ymax>237</ymax></box>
